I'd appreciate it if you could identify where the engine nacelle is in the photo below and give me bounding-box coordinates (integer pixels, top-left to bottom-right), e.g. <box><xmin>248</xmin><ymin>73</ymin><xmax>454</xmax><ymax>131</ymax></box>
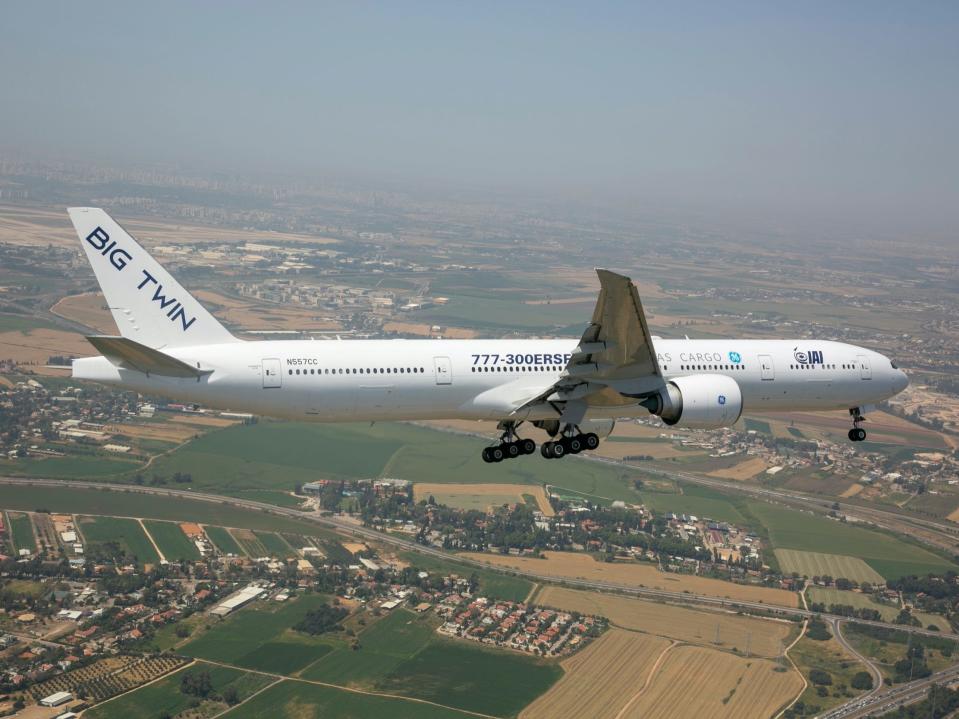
<box><xmin>641</xmin><ymin>374</ymin><xmax>743</xmax><ymax>429</ymax></box>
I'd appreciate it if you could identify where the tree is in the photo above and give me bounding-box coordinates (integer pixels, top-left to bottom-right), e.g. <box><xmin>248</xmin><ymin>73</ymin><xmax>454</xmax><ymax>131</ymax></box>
<box><xmin>809</xmin><ymin>669</ymin><xmax>833</xmax><ymax>686</ymax></box>
<box><xmin>851</xmin><ymin>671</ymin><xmax>873</xmax><ymax>690</ymax></box>
<box><xmin>222</xmin><ymin>686</ymin><xmax>240</xmax><ymax>705</ymax></box>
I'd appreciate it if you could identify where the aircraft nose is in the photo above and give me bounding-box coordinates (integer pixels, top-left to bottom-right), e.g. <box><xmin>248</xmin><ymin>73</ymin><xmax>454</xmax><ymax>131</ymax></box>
<box><xmin>894</xmin><ymin>369</ymin><xmax>908</xmax><ymax>394</ymax></box>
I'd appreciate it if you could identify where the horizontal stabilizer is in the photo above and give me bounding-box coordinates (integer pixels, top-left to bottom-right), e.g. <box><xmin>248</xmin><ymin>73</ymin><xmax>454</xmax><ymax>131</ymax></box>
<box><xmin>85</xmin><ymin>335</ymin><xmax>210</xmax><ymax>378</ymax></box>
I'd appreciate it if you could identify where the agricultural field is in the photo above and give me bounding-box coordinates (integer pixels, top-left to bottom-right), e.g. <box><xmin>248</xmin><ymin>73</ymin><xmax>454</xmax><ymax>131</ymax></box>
<box><xmin>230</xmin><ymin>528</ymin><xmax>269</xmax><ymax>557</ymax></box>
<box><xmin>413</xmin><ymin>482</ymin><xmax>554</xmax><ymax>515</ymax></box>
<box><xmin>776</xmin><ymin>550</ymin><xmax>885</xmax><ymax>584</ymax></box>
<box><xmin>521</xmin><ymin>629</ymin><xmax>672</xmax><ymax>719</ymax></box>
<box><xmin>748</xmin><ymin>502</ymin><xmax>957</xmax><ymax>580</ymax></box>
<box><xmin>254</xmin><ymin>530</ymin><xmax>296</xmax><ymax>557</ymax></box>
<box><xmin>77</xmin><ymin>516</ymin><xmax>160</xmax><ymax>565</ymax></box>
<box><xmin>221</xmin><ymin>680</ymin><xmax>477</xmax><ymax>719</ymax></box>
<box><xmin>302</xmin><ymin>608</ymin><xmax>436</xmax><ymax>686</ymax></box>
<box><xmin>180</xmin><ymin>593</ymin><xmax>337</xmax><ymax>674</ymax></box>
<box><xmin>535</xmin><ymin>586</ymin><xmax>793</xmax><ymax>658</ymax></box>
<box><xmin>143</xmin><ymin>520</ymin><xmax>201</xmax><ymax>560</ymax></box>
<box><xmin>6</xmin><ymin>511</ymin><xmax>36</xmax><ymax>554</ymax></box>
<box><xmin>621</xmin><ymin>644</ymin><xmax>802</xmax><ymax>719</ymax></box>
<box><xmin>203</xmin><ymin>524</ymin><xmax>244</xmax><ymax>555</ymax></box>
<box><xmin>29</xmin><ymin>655</ymin><xmax>189</xmax><ymax>705</ymax></box>
<box><xmin>85</xmin><ymin>662</ymin><xmax>274</xmax><ymax>719</ymax></box>
<box><xmin>0</xmin><ymin>484</ymin><xmax>336</xmax><ymax>536</ymax></box>
<box><xmin>467</xmin><ymin>551</ymin><xmax>799</xmax><ymax>608</ymax></box>
<box><xmin>376</xmin><ymin>640</ymin><xmax>562</xmax><ymax>717</ymax></box>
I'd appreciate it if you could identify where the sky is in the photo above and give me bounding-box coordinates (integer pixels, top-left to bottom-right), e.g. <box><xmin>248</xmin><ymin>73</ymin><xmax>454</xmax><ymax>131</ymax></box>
<box><xmin>1</xmin><ymin>1</ymin><xmax>957</xmax><ymax>236</ymax></box>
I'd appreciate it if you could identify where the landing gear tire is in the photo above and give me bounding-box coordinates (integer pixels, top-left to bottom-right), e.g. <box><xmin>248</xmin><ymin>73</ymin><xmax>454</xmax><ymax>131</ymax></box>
<box><xmin>482</xmin><ymin>447</ymin><xmax>495</xmax><ymax>463</ymax></box>
<box><xmin>567</xmin><ymin>436</ymin><xmax>583</xmax><ymax>454</ymax></box>
<box><xmin>541</xmin><ymin>442</ymin><xmax>553</xmax><ymax>459</ymax></box>
<box><xmin>848</xmin><ymin>427</ymin><xmax>867</xmax><ymax>442</ymax></box>
<box><xmin>520</xmin><ymin>438</ymin><xmax>536</xmax><ymax>455</ymax></box>
<box><xmin>490</xmin><ymin>445</ymin><xmax>505</xmax><ymax>462</ymax></box>
<box><xmin>505</xmin><ymin>442</ymin><xmax>521</xmax><ymax>459</ymax></box>
<box><xmin>848</xmin><ymin>408</ymin><xmax>867</xmax><ymax>442</ymax></box>
<box><xmin>551</xmin><ymin>440</ymin><xmax>567</xmax><ymax>459</ymax></box>
<box><xmin>583</xmin><ymin>432</ymin><xmax>600</xmax><ymax>450</ymax></box>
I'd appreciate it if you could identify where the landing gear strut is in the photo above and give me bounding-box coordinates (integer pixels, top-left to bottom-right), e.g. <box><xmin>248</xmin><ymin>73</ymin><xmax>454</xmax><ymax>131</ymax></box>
<box><xmin>481</xmin><ymin>422</ymin><xmax>537</xmax><ymax>463</ymax></box>
<box><xmin>541</xmin><ymin>425</ymin><xmax>600</xmax><ymax>460</ymax></box>
<box><xmin>848</xmin><ymin>408</ymin><xmax>867</xmax><ymax>442</ymax></box>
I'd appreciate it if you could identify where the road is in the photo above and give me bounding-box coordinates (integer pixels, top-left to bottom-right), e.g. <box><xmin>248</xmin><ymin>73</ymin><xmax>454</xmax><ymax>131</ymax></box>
<box><xmin>821</xmin><ymin>663</ymin><xmax>959</xmax><ymax>718</ymax></box>
<box><xmin>2</xmin><ymin>476</ymin><xmax>956</xmax><ymax>644</ymax></box>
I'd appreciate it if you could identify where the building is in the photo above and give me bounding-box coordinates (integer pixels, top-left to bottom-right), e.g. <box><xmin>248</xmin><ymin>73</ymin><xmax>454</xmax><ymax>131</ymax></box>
<box><xmin>210</xmin><ymin>585</ymin><xmax>266</xmax><ymax>617</ymax></box>
<box><xmin>40</xmin><ymin>691</ymin><xmax>73</xmax><ymax>707</ymax></box>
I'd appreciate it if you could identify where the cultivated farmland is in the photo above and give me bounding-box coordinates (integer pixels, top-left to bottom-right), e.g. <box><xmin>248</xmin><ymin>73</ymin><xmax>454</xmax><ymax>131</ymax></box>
<box><xmin>221</xmin><ymin>680</ymin><xmax>476</xmax><ymax>719</ymax></box>
<box><xmin>29</xmin><ymin>655</ymin><xmax>188</xmax><ymax>704</ymax></box>
<box><xmin>622</xmin><ymin>644</ymin><xmax>802</xmax><ymax>719</ymax></box>
<box><xmin>466</xmin><ymin>551</ymin><xmax>799</xmax><ymax>607</ymax></box>
<box><xmin>749</xmin><ymin>502</ymin><xmax>957</xmax><ymax>579</ymax></box>
<box><xmin>78</xmin><ymin>516</ymin><xmax>160</xmax><ymax>564</ymax></box>
<box><xmin>414</xmin><ymin>482</ymin><xmax>555</xmax><ymax>515</ymax></box>
<box><xmin>86</xmin><ymin>662</ymin><xmax>273</xmax><ymax>719</ymax></box>
<box><xmin>521</xmin><ymin>629</ymin><xmax>672</xmax><ymax>719</ymax></box>
<box><xmin>535</xmin><ymin>586</ymin><xmax>793</xmax><ymax>658</ymax></box>
<box><xmin>143</xmin><ymin>520</ymin><xmax>201</xmax><ymax>560</ymax></box>
<box><xmin>204</xmin><ymin>524</ymin><xmax>244</xmax><ymax>555</ymax></box>
<box><xmin>6</xmin><ymin>511</ymin><xmax>36</xmax><ymax>554</ymax></box>
<box><xmin>254</xmin><ymin>530</ymin><xmax>296</xmax><ymax>557</ymax></box>
<box><xmin>230</xmin><ymin>528</ymin><xmax>269</xmax><ymax>557</ymax></box>
<box><xmin>775</xmin><ymin>549</ymin><xmax>885</xmax><ymax>584</ymax></box>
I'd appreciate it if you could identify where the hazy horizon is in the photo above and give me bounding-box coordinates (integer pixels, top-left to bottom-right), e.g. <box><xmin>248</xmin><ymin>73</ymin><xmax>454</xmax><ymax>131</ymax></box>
<box><xmin>2</xmin><ymin>1</ymin><xmax>957</xmax><ymax>238</ymax></box>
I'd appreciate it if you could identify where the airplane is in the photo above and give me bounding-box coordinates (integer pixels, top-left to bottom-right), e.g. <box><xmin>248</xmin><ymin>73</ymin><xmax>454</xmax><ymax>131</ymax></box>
<box><xmin>67</xmin><ymin>208</ymin><xmax>909</xmax><ymax>463</ymax></box>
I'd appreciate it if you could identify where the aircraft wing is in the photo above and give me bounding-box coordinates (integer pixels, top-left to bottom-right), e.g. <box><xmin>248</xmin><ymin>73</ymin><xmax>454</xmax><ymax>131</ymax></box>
<box><xmin>514</xmin><ymin>269</ymin><xmax>666</xmax><ymax>418</ymax></box>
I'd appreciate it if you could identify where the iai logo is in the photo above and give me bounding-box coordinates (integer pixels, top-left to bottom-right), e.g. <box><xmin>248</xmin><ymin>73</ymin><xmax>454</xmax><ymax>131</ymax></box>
<box><xmin>718</xmin><ymin>395</ymin><xmax>727</xmax><ymax>405</ymax></box>
<box><xmin>728</xmin><ymin>351</ymin><xmax>741</xmax><ymax>364</ymax></box>
<box><xmin>794</xmin><ymin>347</ymin><xmax>824</xmax><ymax>365</ymax></box>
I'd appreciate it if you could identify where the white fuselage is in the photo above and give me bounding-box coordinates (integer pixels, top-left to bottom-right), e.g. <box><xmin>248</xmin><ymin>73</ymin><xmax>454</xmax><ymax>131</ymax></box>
<box><xmin>73</xmin><ymin>337</ymin><xmax>908</xmax><ymax>423</ymax></box>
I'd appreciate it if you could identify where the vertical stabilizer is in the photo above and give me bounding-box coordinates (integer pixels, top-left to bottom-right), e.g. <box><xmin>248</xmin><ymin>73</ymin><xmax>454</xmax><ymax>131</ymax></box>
<box><xmin>68</xmin><ymin>208</ymin><xmax>239</xmax><ymax>349</ymax></box>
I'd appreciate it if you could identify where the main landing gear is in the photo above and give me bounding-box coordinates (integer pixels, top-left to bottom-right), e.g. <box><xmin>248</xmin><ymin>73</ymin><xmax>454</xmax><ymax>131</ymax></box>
<box><xmin>848</xmin><ymin>407</ymin><xmax>867</xmax><ymax>442</ymax></box>
<box><xmin>541</xmin><ymin>426</ymin><xmax>600</xmax><ymax>460</ymax></box>
<box><xmin>481</xmin><ymin>422</ymin><xmax>537</xmax><ymax>463</ymax></box>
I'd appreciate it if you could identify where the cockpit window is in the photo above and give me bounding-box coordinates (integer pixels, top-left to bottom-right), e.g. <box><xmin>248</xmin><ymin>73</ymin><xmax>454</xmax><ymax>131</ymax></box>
<box><xmin>890</xmin><ymin>360</ymin><xmax>899</xmax><ymax>369</ymax></box>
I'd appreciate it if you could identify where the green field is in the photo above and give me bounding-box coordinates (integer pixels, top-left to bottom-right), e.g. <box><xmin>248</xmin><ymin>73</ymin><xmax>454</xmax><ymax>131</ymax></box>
<box><xmin>181</xmin><ymin>593</ymin><xmax>336</xmax><ymax>674</ymax></box>
<box><xmin>0</xmin><ymin>485</ymin><xmax>337</xmax><ymax>536</ymax></box>
<box><xmin>637</xmin><ymin>483</ymin><xmax>747</xmax><ymax>524</ymax></box>
<box><xmin>743</xmin><ymin>418</ymin><xmax>772</xmax><ymax>434</ymax></box>
<box><xmin>222</xmin><ymin>680</ymin><xmax>476</xmax><ymax>719</ymax></box>
<box><xmin>748</xmin><ymin>502</ymin><xmax>956</xmax><ymax>580</ymax></box>
<box><xmin>399</xmin><ymin>551</ymin><xmax>533</xmax><ymax>602</ymax></box>
<box><xmin>233</xmin><ymin>532</ymin><xmax>269</xmax><ymax>557</ymax></box>
<box><xmin>302</xmin><ymin>608</ymin><xmax>435</xmax><ymax>685</ymax></box>
<box><xmin>85</xmin><ymin>662</ymin><xmax>271</xmax><ymax>719</ymax></box>
<box><xmin>255</xmin><ymin>531</ymin><xmax>296</xmax><ymax>557</ymax></box>
<box><xmin>6</xmin><ymin>511</ymin><xmax>36</xmax><ymax>554</ymax></box>
<box><xmin>0</xmin><ymin>455</ymin><xmax>142</xmax><ymax>479</ymax></box>
<box><xmin>143</xmin><ymin>520</ymin><xmax>201</xmax><ymax>560</ymax></box>
<box><xmin>204</xmin><ymin>525</ymin><xmax>244</xmax><ymax>555</ymax></box>
<box><xmin>146</xmin><ymin>421</ymin><xmax>645</xmax><ymax>506</ymax></box>
<box><xmin>379</xmin><ymin>640</ymin><xmax>561</xmax><ymax>716</ymax></box>
<box><xmin>777</xmin><ymin>550</ymin><xmax>885</xmax><ymax>584</ymax></box>
<box><xmin>806</xmin><ymin>586</ymin><xmax>900</xmax><ymax>620</ymax></box>
<box><xmin>78</xmin><ymin>516</ymin><xmax>160</xmax><ymax>564</ymax></box>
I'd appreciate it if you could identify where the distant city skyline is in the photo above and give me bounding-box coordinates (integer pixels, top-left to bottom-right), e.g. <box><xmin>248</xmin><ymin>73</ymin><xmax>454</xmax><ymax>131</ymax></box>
<box><xmin>1</xmin><ymin>1</ymin><xmax>957</xmax><ymax>238</ymax></box>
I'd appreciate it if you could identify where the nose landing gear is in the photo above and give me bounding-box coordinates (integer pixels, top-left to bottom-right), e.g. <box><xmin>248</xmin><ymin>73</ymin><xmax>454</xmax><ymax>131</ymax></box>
<box><xmin>848</xmin><ymin>407</ymin><xmax>867</xmax><ymax>442</ymax></box>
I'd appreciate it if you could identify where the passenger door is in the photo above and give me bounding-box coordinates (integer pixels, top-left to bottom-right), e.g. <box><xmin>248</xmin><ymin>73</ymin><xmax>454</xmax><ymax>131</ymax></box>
<box><xmin>857</xmin><ymin>354</ymin><xmax>872</xmax><ymax>380</ymax></box>
<box><xmin>262</xmin><ymin>358</ymin><xmax>282</xmax><ymax>388</ymax></box>
<box><xmin>434</xmin><ymin>356</ymin><xmax>453</xmax><ymax>385</ymax></box>
<box><xmin>758</xmin><ymin>354</ymin><xmax>775</xmax><ymax>381</ymax></box>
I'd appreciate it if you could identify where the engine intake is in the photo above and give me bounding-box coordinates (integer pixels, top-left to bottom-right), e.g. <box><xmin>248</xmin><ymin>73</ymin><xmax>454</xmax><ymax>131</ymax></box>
<box><xmin>641</xmin><ymin>374</ymin><xmax>743</xmax><ymax>429</ymax></box>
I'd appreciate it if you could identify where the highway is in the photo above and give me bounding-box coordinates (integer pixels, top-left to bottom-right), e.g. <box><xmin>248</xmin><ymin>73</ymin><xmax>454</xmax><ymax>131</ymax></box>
<box><xmin>821</xmin><ymin>663</ymin><xmax>959</xmax><ymax>718</ymax></box>
<box><xmin>2</xmin><ymin>476</ymin><xmax>957</xmax><ymax>644</ymax></box>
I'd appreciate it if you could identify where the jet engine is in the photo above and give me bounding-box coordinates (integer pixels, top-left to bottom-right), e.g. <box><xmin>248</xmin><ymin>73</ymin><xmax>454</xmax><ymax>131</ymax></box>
<box><xmin>640</xmin><ymin>374</ymin><xmax>743</xmax><ymax>429</ymax></box>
